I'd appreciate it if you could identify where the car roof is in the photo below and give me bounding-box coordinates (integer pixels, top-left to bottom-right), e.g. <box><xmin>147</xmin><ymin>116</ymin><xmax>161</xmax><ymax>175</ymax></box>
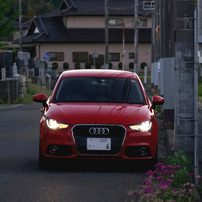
<box><xmin>61</xmin><ymin>69</ymin><xmax>139</xmax><ymax>79</ymax></box>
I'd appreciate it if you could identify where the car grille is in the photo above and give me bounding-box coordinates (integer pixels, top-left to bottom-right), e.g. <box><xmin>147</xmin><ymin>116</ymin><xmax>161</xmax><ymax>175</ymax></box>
<box><xmin>72</xmin><ymin>125</ymin><xmax>126</xmax><ymax>155</ymax></box>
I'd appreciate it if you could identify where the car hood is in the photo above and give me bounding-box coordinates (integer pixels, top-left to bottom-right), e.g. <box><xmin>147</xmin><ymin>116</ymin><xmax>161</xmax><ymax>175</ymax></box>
<box><xmin>46</xmin><ymin>103</ymin><xmax>153</xmax><ymax>125</ymax></box>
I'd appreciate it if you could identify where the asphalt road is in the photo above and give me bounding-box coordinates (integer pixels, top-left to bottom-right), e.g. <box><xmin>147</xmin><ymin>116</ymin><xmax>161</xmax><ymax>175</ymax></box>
<box><xmin>0</xmin><ymin>102</ymin><xmax>168</xmax><ymax>202</ymax></box>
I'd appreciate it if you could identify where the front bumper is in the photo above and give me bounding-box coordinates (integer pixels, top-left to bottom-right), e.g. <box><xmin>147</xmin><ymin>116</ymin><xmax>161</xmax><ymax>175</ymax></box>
<box><xmin>40</xmin><ymin>123</ymin><xmax>158</xmax><ymax>160</ymax></box>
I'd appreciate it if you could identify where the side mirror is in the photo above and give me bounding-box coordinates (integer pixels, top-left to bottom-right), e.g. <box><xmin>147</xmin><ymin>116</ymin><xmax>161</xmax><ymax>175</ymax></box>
<box><xmin>33</xmin><ymin>93</ymin><xmax>47</xmax><ymax>107</ymax></box>
<box><xmin>152</xmin><ymin>96</ymin><xmax>164</xmax><ymax>109</ymax></box>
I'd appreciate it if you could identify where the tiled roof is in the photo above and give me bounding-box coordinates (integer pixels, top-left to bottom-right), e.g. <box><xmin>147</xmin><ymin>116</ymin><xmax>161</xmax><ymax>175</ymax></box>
<box><xmin>38</xmin><ymin>0</ymin><xmax>153</xmax><ymax>18</ymax></box>
<box><xmin>63</xmin><ymin>0</ymin><xmax>152</xmax><ymax>16</ymax></box>
<box><xmin>20</xmin><ymin>23</ymin><xmax>151</xmax><ymax>44</ymax></box>
<box><xmin>18</xmin><ymin>0</ymin><xmax>152</xmax><ymax>45</ymax></box>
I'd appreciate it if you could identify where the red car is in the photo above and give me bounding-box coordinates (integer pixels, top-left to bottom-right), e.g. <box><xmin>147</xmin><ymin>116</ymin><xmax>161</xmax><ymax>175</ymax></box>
<box><xmin>33</xmin><ymin>69</ymin><xmax>164</xmax><ymax>169</ymax></box>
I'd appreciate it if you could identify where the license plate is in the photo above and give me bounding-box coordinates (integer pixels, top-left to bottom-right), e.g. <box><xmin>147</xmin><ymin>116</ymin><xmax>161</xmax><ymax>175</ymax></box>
<box><xmin>87</xmin><ymin>138</ymin><xmax>111</xmax><ymax>150</ymax></box>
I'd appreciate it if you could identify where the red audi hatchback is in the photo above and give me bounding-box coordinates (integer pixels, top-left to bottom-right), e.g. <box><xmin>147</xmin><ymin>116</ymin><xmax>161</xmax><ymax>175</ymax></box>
<box><xmin>33</xmin><ymin>69</ymin><xmax>164</xmax><ymax>169</ymax></box>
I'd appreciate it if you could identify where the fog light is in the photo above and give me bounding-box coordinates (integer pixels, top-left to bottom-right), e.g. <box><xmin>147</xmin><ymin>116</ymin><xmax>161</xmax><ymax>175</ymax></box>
<box><xmin>140</xmin><ymin>147</ymin><xmax>148</xmax><ymax>156</ymax></box>
<box><xmin>50</xmin><ymin>145</ymin><xmax>58</xmax><ymax>155</ymax></box>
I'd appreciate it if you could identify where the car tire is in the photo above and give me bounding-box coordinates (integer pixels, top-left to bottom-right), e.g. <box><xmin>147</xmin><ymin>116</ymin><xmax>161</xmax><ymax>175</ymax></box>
<box><xmin>39</xmin><ymin>145</ymin><xmax>50</xmax><ymax>170</ymax></box>
<box><xmin>139</xmin><ymin>147</ymin><xmax>158</xmax><ymax>172</ymax></box>
<box><xmin>150</xmin><ymin>149</ymin><xmax>158</xmax><ymax>170</ymax></box>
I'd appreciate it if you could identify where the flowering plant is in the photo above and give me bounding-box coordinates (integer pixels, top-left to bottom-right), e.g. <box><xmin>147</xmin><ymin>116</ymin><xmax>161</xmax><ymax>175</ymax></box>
<box><xmin>131</xmin><ymin>151</ymin><xmax>199</xmax><ymax>202</ymax></box>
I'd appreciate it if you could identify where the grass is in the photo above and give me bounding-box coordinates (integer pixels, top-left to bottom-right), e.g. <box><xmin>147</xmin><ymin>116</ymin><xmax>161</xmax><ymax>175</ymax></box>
<box><xmin>12</xmin><ymin>82</ymin><xmax>53</xmax><ymax>104</ymax></box>
<box><xmin>198</xmin><ymin>80</ymin><xmax>202</xmax><ymax>103</ymax></box>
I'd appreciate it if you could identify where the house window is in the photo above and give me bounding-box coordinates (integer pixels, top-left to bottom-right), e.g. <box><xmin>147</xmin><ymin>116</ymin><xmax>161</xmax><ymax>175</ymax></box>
<box><xmin>49</xmin><ymin>52</ymin><xmax>64</xmax><ymax>61</ymax></box>
<box><xmin>73</xmin><ymin>52</ymin><xmax>88</xmax><ymax>62</ymax></box>
<box><xmin>129</xmin><ymin>53</ymin><xmax>134</xmax><ymax>59</ymax></box>
<box><xmin>109</xmin><ymin>19</ymin><xmax>123</xmax><ymax>26</ymax></box>
<box><xmin>108</xmin><ymin>53</ymin><xmax>120</xmax><ymax>61</ymax></box>
<box><xmin>143</xmin><ymin>1</ymin><xmax>155</xmax><ymax>10</ymax></box>
<box><xmin>140</xmin><ymin>18</ymin><xmax>147</xmax><ymax>26</ymax></box>
<box><xmin>89</xmin><ymin>54</ymin><xmax>104</xmax><ymax>65</ymax></box>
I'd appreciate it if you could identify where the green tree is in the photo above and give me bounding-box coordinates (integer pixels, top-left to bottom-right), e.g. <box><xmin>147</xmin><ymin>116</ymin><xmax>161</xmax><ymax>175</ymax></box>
<box><xmin>0</xmin><ymin>0</ymin><xmax>19</xmax><ymax>49</ymax></box>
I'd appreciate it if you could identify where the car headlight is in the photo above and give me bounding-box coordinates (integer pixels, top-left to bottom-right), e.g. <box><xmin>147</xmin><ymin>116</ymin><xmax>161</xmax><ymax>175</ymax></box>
<box><xmin>129</xmin><ymin>120</ymin><xmax>152</xmax><ymax>132</ymax></box>
<box><xmin>46</xmin><ymin>118</ymin><xmax>69</xmax><ymax>130</ymax></box>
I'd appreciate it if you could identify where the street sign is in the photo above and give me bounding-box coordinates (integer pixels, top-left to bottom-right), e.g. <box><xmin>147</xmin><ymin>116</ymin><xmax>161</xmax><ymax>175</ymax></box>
<box><xmin>43</xmin><ymin>52</ymin><xmax>51</xmax><ymax>61</ymax></box>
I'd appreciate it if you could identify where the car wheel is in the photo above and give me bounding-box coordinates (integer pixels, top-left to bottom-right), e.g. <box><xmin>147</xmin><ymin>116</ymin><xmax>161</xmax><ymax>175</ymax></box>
<box><xmin>39</xmin><ymin>145</ymin><xmax>50</xmax><ymax>170</ymax></box>
<box><xmin>138</xmin><ymin>147</ymin><xmax>158</xmax><ymax>172</ymax></box>
<box><xmin>150</xmin><ymin>149</ymin><xmax>158</xmax><ymax>170</ymax></box>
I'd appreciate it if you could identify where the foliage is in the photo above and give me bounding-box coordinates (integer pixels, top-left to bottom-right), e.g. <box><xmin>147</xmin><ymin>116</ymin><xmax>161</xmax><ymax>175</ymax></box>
<box><xmin>0</xmin><ymin>0</ymin><xmax>19</xmax><ymax>49</ymax></box>
<box><xmin>118</xmin><ymin>62</ymin><xmax>122</xmax><ymax>70</ymax></box>
<box><xmin>198</xmin><ymin>80</ymin><xmax>202</xmax><ymax>103</ymax></box>
<box><xmin>52</xmin><ymin>62</ymin><xmax>58</xmax><ymax>70</ymax></box>
<box><xmin>109</xmin><ymin>62</ymin><xmax>113</xmax><ymax>69</ymax></box>
<box><xmin>95</xmin><ymin>63</ymin><xmax>101</xmax><ymax>69</ymax></box>
<box><xmin>13</xmin><ymin>82</ymin><xmax>52</xmax><ymax>104</ymax></box>
<box><xmin>74</xmin><ymin>62</ymin><xmax>81</xmax><ymax>69</ymax></box>
<box><xmin>0</xmin><ymin>99</ymin><xmax>4</xmax><ymax>104</ymax></box>
<box><xmin>12</xmin><ymin>49</ymin><xmax>18</xmax><ymax>57</ymax></box>
<box><xmin>10</xmin><ymin>0</ymin><xmax>61</xmax><ymax>22</ymax></box>
<box><xmin>63</xmin><ymin>62</ymin><xmax>69</xmax><ymax>70</ymax></box>
<box><xmin>141</xmin><ymin>62</ymin><xmax>147</xmax><ymax>69</ymax></box>
<box><xmin>130</xmin><ymin>151</ymin><xmax>198</xmax><ymax>202</ymax></box>
<box><xmin>85</xmin><ymin>62</ymin><xmax>91</xmax><ymax>69</ymax></box>
<box><xmin>129</xmin><ymin>62</ymin><xmax>134</xmax><ymax>70</ymax></box>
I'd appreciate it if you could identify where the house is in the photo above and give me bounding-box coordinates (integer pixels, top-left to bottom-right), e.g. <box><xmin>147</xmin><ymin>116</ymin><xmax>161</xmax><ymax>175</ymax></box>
<box><xmin>16</xmin><ymin>0</ymin><xmax>154</xmax><ymax>73</ymax></box>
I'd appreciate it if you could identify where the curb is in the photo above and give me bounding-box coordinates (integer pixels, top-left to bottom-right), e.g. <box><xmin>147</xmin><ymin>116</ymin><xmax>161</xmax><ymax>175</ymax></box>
<box><xmin>0</xmin><ymin>104</ymin><xmax>23</xmax><ymax>109</ymax></box>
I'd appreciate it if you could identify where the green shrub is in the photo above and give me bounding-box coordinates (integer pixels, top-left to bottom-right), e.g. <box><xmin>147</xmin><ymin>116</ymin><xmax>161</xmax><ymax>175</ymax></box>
<box><xmin>141</xmin><ymin>62</ymin><xmax>147</xmax><ymax>70</ymax></box>
<box><xmin>52</xmin><ymin>62</ymin><xmax>58</xmax><ymax>70</ymax></box>
<box><xmin>95</xmin><ymin>63</ymin><xmax>101</xmax><ymax>69</ymax></box>
<box><xmin>129</xmin><ymin>62</ymin><xmax>134</xmax><ymax>70</ymax></box>
<box><xmin>118</xmin><ymin>62</ymin><xmax>122</xmax><ymax>70</ymax></box>
<box><xmin>85</xmin><ymin>62</ymin><xmax>91</xmax><ymax>69</ymax></box>
<box><xmin>109</xmin><ymin>63</ymin><xmax>113</xmax><ymax>69</ymax></box>
<box><xmin>74</xmin><ymin>62</ymin><xmax>81</xmax><ymax>69</ymax></box>
<box><xmin>63</xmin><ymin>62</ymin><xmax>69</xmax><ymax>70</ymax></box>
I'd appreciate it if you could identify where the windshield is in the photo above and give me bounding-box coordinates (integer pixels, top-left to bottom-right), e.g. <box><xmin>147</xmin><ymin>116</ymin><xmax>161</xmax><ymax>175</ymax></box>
<box><xmin>53</xmin><ymin>77</ymin><xmax>146</xmax><ymax>104</ymax></box>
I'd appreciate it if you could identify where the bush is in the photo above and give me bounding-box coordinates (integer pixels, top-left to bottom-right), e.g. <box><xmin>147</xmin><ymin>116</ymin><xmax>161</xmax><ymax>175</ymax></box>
<box><xmin>130</xmin><ymin>151</ymin><xmax>197</xmax><ymax>202</ymax></box>
<box><xmin>129</xmin><ymin>62</ymin><xmax>134</xmax><ymax>70</ymax></box>
<box><xmin>141</xmin><ymin>62</ymin><xmax>147</xmax><ymax>70</ymax></box>
<box><xmin>109</xmin><ymin>63</ymin><xmax>113</xmax><ymax>69</ymax></box>
<box><xmin>95</xmin><ymin>63</ymin><xmax>101</xmax><ymax>69</ymax></box>
<box><xmin>85</xmin><ymin>62</ymin><xmax>91</xmax><ymax>69</ymax></box>
<box><xmin>74</xmin><ymin>62</ymin><xmax>81</xmax><ymax>69</ymax></box>
<box><xmin>118</xmin><ymin>62</ymin><xmax>122</xmax><ymax>70</ymax></box>
<box><xmin>52</xmin><ymin>62</ymin><xmax>58</xmax><ymax>70</ymax></box>
<box><xmin>63</xmin><ymin>62</ymin><xmax>69</xmax><ymax>70</ymax></box>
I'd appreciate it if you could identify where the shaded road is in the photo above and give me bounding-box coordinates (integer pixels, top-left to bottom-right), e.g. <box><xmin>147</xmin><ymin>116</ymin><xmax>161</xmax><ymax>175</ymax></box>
<box><xmin>0</xmin><ymin>102</ymin><xmax>168</xmax><ymax>202</ymax></box>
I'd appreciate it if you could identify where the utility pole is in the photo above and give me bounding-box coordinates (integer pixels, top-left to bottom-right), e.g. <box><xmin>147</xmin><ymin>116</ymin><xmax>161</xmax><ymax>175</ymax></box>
<box><xmin>122</xmin><ymin>23</ymin><xmax>125</xmax><ymax>70</ymax></box>
<box><xmin>105</xmin><ymin>0</ymin><xmax>109</xmax><ymax>69</ymax></box>
<box><xmin>159</xmin><ymin>0</ymin><xmax>175</xmax><ymax>128</ymax></box>
<box><xmin>134</xmin><ymin>0</ymin><xmax>138</xmax><ymax>73</ymax></box>
<box><xmin>19</xmin><ymin>0</ymin><xmax>22</xmax><ymax>52</ymax></box>
<box><xmin>174</xmin><ymin>0</ymin><xmax>198</xmax><ymax>184</ymax></box>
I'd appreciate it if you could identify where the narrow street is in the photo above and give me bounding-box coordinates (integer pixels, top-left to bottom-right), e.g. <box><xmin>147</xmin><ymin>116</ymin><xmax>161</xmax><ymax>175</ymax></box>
<box><xmin>0</xmin><ymin>102</ymin><xmax>168</xmax><ymax>202</ymax></box>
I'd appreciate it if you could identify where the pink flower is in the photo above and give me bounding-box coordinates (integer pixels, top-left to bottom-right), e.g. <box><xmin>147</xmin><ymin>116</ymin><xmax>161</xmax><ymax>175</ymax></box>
<box><xmin>166</xmin><ymin>179</ymin><xmax>175</xmax><ymax>183</ymax></box>
<box><xmin>156</xmin><ymin>176</ymin><xmax>162</xmax><ymax>180</ymax></box>
<box><xmin>167</xmin><ymin>165</ymin><xmax>176</xmax><ymax>169</ymax></box>
<box><xmin>145</xmin><ymin>170</ymin><xmax>153</xmax><ymax>176</ymax></box>
<box><xmin>133</xmin><ymin>191</ymin><xmax>137</xmax><ymax>195</ymax></box>
<box><xmin>155</xmin><ymin>162</ymin><xmax>164</xmax><ymax>167</ymax></box>
<box><xmin>142</xmin><ymin>178</ymin><xmax>151</xmax><ymax>185</ymax></box>
<box><xmin>188</xmin><ymin>173</ymin><xmax>195</xmax><ymax>177</ymax></box>
<box><xmin>175</xmin><ymin>165</ymin><xmax>181</xmax><ymax>169</ymax></box>
<box><xmin>173</xmin><ymin>188</ymin><xmax>177</xmax><ymax>191</ymax></box>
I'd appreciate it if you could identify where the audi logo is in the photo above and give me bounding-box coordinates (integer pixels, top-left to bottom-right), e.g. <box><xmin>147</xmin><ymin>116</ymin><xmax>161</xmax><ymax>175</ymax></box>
<box><xmin>89</xmin><ymin>127</ymin><xmax>110</xmax><ymax>135</ymax></box>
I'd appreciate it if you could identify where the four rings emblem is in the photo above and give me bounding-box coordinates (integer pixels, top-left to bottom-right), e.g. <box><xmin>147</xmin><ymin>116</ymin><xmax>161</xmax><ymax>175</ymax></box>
<box><xmin>89</xmin><ymin>127</ymin><xmax>110</xmax><ymax>135</ymax></box>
